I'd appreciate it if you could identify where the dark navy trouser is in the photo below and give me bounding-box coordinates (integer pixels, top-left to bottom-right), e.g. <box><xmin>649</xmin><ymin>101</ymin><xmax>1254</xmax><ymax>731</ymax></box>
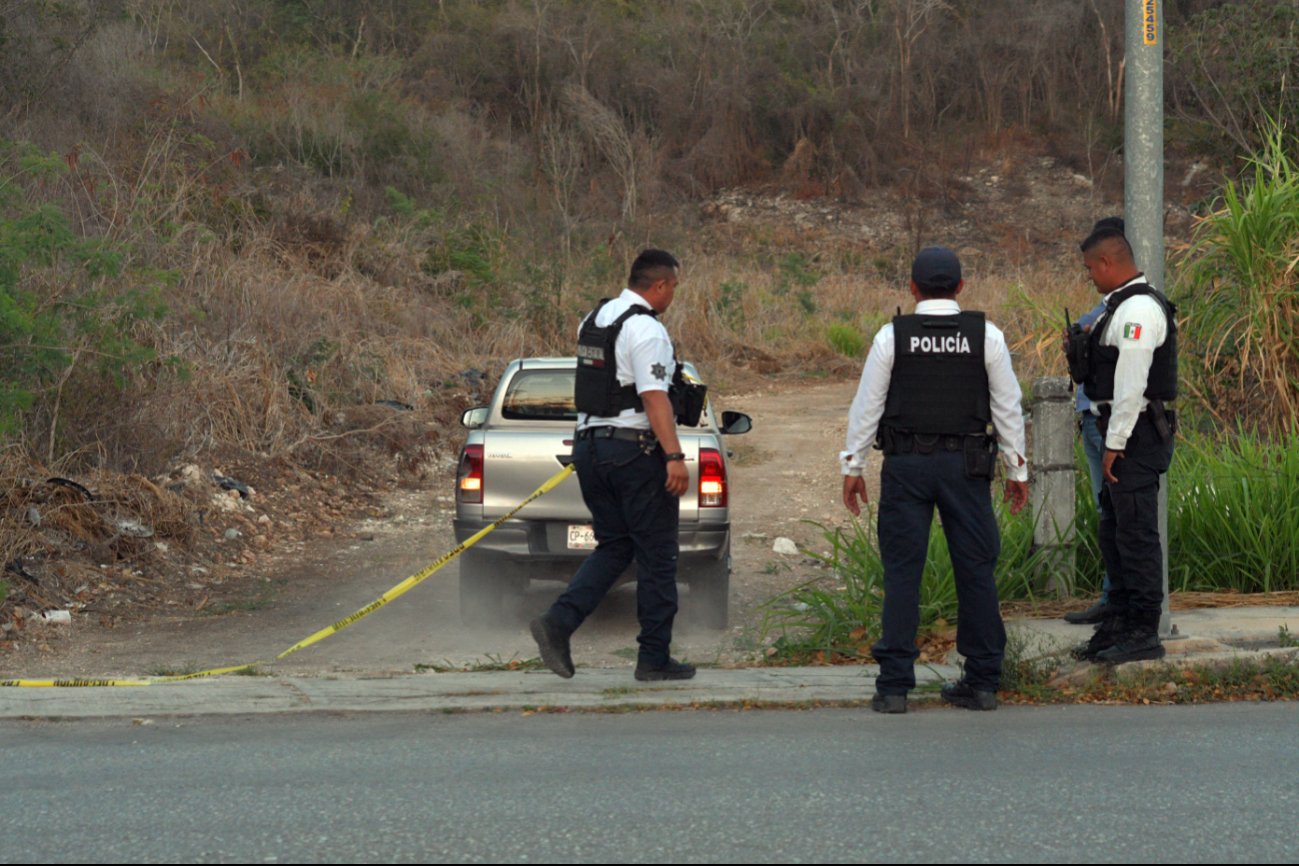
<box><xmin>548</xmin><ymin>437</ymin><xmax>680</xmax><ymax>666</ymax></box>
<box><xmin>1097</xmin><ymin>413</ymin><xmax>1174</xmax><ymax>615</ymax></box>
<box><xmin>872</xmin><ymin>451</ymin><xmax>1006</xmax><ymax>695</ymax></box>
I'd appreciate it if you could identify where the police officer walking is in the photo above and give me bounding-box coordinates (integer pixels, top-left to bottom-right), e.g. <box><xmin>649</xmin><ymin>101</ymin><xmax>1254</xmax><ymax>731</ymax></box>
<box><xmin>1066</xmin><ymin>227</ymin><xmax>1177</xmax><ymax>664</ymax></box>
<box><xmin>841</xmin><ymin>247</ymin><xmax>1029</xmax><ymax>714</ymax></box>
<box><xmin>531</xmin><ymin>249</ymin><xmax>696</xmax><ymax>682</ymax></box>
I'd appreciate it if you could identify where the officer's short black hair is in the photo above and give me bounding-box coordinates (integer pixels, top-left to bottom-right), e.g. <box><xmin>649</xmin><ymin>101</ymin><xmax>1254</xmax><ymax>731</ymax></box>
<box><xmin>629</xmin><ymin>249</ymin><xmax>680</xmax><ymax>290</ymax></box>
<box><xmin>1080</xmin><ymin>227</ymin><xmax>1134</xmax><ymax>262</ymax></box>
<box><xmin>1092</xmin><ymin>216</ymin><xmax>1125</xmax><ymax>235</ymax></box>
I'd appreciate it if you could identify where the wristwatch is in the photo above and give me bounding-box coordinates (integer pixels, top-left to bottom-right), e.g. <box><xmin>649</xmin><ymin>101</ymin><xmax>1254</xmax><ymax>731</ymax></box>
<box><xmin>663</xmin><ymin>452</ymin><xmax>686</xmax><ymax>462</ymax></box>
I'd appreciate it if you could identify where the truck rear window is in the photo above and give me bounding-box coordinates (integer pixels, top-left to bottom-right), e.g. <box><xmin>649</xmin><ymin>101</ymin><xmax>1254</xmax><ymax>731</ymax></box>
<box><xmin>501</xmin><ymin>370</ymin><xmax>578</xmax><ymax>421</ymax></box>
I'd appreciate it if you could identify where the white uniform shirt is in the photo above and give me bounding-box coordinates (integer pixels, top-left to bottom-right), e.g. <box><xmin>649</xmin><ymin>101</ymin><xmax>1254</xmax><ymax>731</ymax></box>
<box><xmin>575</xmin><ymin>288</ymin><xmax>676</xmax><ymax>432</ymax></box>
<box><xmin>840</xmin><ymin>299</ymin><xmax>1029</xmax><ymax>482</ymax></box>
<box><xmin>1089</xmin><ymin>275</ymin><xmax>1170</xmax><ymax>451</ymax></box>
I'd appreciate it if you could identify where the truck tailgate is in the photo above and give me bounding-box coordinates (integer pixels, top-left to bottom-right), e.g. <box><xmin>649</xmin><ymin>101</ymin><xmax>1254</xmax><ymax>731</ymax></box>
<box><xmin>481</xmin><ymin>424</ymin><xmax>702</xmax><ymax>522</ymax></box>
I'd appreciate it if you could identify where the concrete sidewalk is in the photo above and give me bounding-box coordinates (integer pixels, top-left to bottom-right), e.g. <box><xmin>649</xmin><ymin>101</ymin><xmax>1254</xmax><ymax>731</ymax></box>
<box><xmin>0</xmin><ymin>664</ymin><xmax>960</xmax><ymax>719</ymax></box>
<box><xmin>0</xmin><ymin>607</ymin><xmax>1294</xmax><ymax>720</ymax></box>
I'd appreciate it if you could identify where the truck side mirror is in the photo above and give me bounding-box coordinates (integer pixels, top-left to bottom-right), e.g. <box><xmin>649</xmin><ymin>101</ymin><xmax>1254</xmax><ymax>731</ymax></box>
<box><xmin>461</xmin><ymin>407</ymin><xmax>489</xmax><ymax>429</ymax></box>
<box><xmin>720</xmin><ymin>411</ymin><xmax>752</xmax><ymax>435</ymax></box>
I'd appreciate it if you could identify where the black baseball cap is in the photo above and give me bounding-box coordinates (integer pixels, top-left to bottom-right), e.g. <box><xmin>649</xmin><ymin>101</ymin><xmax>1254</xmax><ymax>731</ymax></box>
<box><xmin>911</xmin><ymin>246</ymin><xmax>962</xmax><ymax>292</ymax></box>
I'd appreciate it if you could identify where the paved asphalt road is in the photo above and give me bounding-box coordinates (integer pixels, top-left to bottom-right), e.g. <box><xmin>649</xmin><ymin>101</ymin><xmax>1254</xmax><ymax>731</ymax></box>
<box><xmin>1</xmin><ymin>703</ymin><xmax>1296</xmax><ymax>863</ymax></box>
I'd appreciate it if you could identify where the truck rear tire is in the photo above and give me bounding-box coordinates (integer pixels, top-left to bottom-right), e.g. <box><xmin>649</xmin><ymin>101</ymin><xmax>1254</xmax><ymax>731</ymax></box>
<box><xmin>687</xmin><ymin>554</ymin><xmax>730</xmax><ymax>630</ymax></box>
<box><xmin>459</xmin><ymin>550</ymin><xmax>512</xmax><ymax>626</ymax></box>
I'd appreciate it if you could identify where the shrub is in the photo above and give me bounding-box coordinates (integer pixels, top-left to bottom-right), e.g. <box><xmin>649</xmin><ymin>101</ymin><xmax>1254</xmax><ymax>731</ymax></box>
<box><xmin>0</xmin><ymin>141</ymin><xmax>170</xmax><ymax>442</ymax></box>
<box><xmin>824</xmin><ymin>322</ymin><xmax>865</xmax><ymax>358</ymax></box>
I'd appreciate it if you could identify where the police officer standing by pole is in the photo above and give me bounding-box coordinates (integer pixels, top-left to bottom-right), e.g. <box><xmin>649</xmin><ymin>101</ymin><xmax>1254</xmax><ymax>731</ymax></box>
<box><xmin>531</xmin><ymin>249</ymin><xmax>698</xmax><ymax>682</ymax></box>
<box><xmin>1063</xmin><ymin>217</ymin><xmax>1127</xmax><ymax>626</ymax></box>
<box><xmin>1065</xmin><ymin>226</ymin><xmax>1178</xmax><ymax>665</ymax></box>
<box><xmin>842</xmin><ymin>247</ymin><xmax>1029</xmax><ymax>714</ymax></box>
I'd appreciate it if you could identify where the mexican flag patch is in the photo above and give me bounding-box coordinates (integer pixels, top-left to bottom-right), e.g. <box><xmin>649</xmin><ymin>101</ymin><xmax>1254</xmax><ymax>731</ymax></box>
<box><xmin>1123</xmin><ymin>323</ymin><xmax>1143</xmax><ymax>340</ymax></box>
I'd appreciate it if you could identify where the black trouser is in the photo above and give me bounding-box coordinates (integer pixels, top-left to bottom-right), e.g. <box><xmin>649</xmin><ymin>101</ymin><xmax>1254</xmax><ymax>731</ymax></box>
<box><xmin>1097</xmin><ymin>412</ymin><xmax>1175</xmax><ymax>615</ymax></box>
<box><xmin>547</xmin><ymin>437</ymin><xmax>680</xmax><ymax>666</ymax></box>
<box><xmin>872</xmin><ymin>451</ymin><xmax>1006</xmax><ymax>695</ymax></box>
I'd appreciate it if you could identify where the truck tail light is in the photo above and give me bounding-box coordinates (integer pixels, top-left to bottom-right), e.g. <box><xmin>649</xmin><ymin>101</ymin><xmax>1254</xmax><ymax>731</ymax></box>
<box><xmin>699</xmin><ymin>447</ymin><xmax>727</xmax><ymax>507</ymax></box>
<box><xmin>458</xmin><ymin>444</ymin><xmax>484</xmax><ymax>504</ymax></box>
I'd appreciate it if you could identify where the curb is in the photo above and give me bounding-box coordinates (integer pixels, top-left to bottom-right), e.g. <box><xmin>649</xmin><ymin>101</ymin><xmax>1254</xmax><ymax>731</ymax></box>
<box><xmin>0</xmin><ymin>665</ymin><xmax>961</xmax><ymax>720</ymax></box>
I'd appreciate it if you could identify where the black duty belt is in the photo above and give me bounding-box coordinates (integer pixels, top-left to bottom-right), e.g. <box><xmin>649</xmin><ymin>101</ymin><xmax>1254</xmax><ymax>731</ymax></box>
<box><xmin>1095</xmin><ymin>402</ymin><xmax>1176</xmax><ymax>445</ymax></box>
<box><xmin>879</xmin><ymin>431</ymin><xmax>971</xmax><ymax>456</ymax></box>
<box><xmin>576</xmin><ymin>426</ymin><xmax>654</xmax><ymax>443</ymax></box>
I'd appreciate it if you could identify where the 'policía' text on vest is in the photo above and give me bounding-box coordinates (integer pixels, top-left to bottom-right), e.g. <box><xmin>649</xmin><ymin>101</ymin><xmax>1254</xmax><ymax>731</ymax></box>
<box><xmin>909</xmin><ymin>335</ymin><xmax>972</xmax><ymax>354</ymax></box>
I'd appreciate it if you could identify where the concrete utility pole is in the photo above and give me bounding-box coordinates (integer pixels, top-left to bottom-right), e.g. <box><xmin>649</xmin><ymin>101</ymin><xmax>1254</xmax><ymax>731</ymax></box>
<box><xmin>1124</xmin><ymin>0</ymin><xmax>1173</xmax><ymax>634</ymax></box>
<box><xmin>1031</xmin><ymin>378</ymin><xmax>1076</xmax><ymax>596</ymax></box>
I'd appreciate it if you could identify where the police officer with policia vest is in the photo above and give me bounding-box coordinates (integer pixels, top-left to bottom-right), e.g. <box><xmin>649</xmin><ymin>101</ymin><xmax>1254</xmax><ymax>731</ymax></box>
<box><xmin>841</xmin><ymin>247</ymin><xmax>1029</xmax><ymax>714</ymax></box>
<box><xmin>531</xmin><ymin>249</ymin><xmax>698</xmax><ymax>682</ymax></box>
<box><xmin>1064</xmin><ymin>227</ymin><xmax>1178</xmax><ymax>665</ymax></box>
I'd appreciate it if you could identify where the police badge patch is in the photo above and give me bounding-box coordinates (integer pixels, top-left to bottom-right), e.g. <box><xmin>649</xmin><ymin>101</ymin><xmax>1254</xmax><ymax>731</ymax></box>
<box><xmin>651</xmin><ymin>362</ymin><xmax>668</xmax><ymax>381</ymax></box>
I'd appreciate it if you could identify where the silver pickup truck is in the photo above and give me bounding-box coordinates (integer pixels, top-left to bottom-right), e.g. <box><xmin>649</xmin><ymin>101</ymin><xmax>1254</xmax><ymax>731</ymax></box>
<box><xmin>453</xmin><ymin>357</ymin><xmax>752</xmax><ymax>629</ymax></box>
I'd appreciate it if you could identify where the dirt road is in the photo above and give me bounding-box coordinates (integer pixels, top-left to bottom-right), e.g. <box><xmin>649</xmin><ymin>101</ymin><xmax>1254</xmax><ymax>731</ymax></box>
<box><xmin>1</xmin><ymin>380</ymin><xmax>870</xmax><ymax>680</ymax></box>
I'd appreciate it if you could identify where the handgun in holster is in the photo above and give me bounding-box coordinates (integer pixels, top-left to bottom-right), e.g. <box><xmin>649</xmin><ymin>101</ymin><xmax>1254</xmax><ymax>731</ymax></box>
<box><xmin>962</xmin><ymin>432</ymin><xmax>998</xmax><ymax>481</ymax></box>
<box><xmin>1147</xmin><ymin>400</ymin><xmax>1175</xmax><ymax>443</ymax></box>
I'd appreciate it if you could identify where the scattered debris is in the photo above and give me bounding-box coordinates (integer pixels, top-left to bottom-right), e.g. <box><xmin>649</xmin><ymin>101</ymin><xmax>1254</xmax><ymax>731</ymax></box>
<box><xmin>42</xmin><ymin>611</ymin><xmax>71</xmax><ymax>625</ymax></box>
<box><xmin>212</xmin><ymin>475</ymin><xmax>251</xmax><ymax>499</ymax></box>
<box><xmin>46</xmin><ymin>477</ymin><xmax>93</xmax><ymax>501</ymax></box>
<box><xmin>773</xmin><ymin>537</ymin><xmax>799</xmax><ymax>555</ymax></box>
<box><xmin>115</xmin><ymin>520</ymin><xmax>155</xmax><ymax>539</ymax></box>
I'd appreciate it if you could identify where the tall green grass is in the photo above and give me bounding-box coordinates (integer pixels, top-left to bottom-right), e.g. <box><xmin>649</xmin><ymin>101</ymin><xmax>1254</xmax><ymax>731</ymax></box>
<box><xmin>760</xmin><ymin>428</ymin><xmax>1299</xmax><ymax>658</ymax></box>
<box><xmin>1178</xmin><ymin>124</ymin><xmax>1299</xmax><ymax>434</ymax></box>
<box><xmin>1169</xmin><ymin>428</ymin><xmax>1299</xmax><ymax>592</ymax></box>
<box><xmin>758</xmin><ymin>499</ymin><xmax>1059</xmax><ymax>659</ymax></box>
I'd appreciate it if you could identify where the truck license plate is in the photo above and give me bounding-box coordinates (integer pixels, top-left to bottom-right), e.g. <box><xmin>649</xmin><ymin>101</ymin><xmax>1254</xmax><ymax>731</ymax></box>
<box><xmin>567</xmin><ymin>525</ymin><xmax>597</xmax><ymax>550</ymax></box>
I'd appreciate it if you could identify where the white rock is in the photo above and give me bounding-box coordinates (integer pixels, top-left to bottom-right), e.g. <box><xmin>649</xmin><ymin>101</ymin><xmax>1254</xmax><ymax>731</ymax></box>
<box><xmin>211</xmin><ymin>493</ymin><xmax>240</xmax><ymax>513</ymax></box>
<box><xmin>42</xmin><ymin>610</ymin><xmax>71</xmax><ymax>625</ymax></box>
<box><xmin>116</xmin><ymin>519</ymin><xmax>154</xmax><ymax>538</ymax></box>
<box><xmin>773</xmin><ymin>537</ymin><xmax>799</xmax><ymax>555</ymax></box>
<box><xmin>178</xmin><ymin>464</ymin><xmax>208</xmax><ymax>486</ymax></box>
<box><xmin>224</xmin><ymin>528</ymin><xmax>242</xmax><ymax>540</ymax></box>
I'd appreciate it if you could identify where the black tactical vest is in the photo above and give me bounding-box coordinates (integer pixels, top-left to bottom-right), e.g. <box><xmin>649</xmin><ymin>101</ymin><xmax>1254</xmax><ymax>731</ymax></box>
<box><xmin>574</xmin><ymin>299</ymin><xmax>657</xmax><ymax>418</ymax></box>
<box><xmin>1083</xmin><ymin>282</ymin><xmax>1179</xmax><ymax>402</ymax></box>
<box><xmin>881</xmin><ymin>312</ymin><xmax>991</xmax><ymax>436</ymax></box>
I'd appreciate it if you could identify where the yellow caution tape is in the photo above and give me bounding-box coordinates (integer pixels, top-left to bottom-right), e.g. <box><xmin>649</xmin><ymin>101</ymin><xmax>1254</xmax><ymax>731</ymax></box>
<box><xmin>0</xmin><ymin>678</ymin><xmax>151</xmax><ymax>688</ymax></box>
<box><xmin>0</xmin><ymin>463</ymin><xmax>577</xmax><ymax>688</ymax></box>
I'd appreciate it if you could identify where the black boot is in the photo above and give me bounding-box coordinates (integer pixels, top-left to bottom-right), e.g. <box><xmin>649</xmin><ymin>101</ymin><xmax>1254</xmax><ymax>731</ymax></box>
<box><xmin>634</xmin><ymin>657</ymin><xmax>696</xmax><ymax>681</ymax></box>
<box><xmin>1063</xmin><ymin>600</ymin><xmax>1111</xmax><ymax>625</ymax></box>
<box><xmin>530</xmin><ymin>613</ymin><xmax>575</xmax><ymax>678</ymax></box>
<box><xmin>941</xmin><ymin>679</ymin><xmax>997</xmax><ymax>711</ymax></box>
<box><xmin>1097</xmin><ymin>609</ymin><xmax>1165</xmax><ymax>665</ymax></box>
<box><xmin>1069</xmin><ymin>610</ymin><xmax>1128</xmax><ymax>662</ymax></box>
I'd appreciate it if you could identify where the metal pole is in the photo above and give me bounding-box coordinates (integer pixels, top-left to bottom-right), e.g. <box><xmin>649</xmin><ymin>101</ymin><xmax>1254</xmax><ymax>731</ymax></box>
<box><xmin>1124</xmin><ymin>0</ymin><xmax>1172</xmax><ymax>634</ymax></box>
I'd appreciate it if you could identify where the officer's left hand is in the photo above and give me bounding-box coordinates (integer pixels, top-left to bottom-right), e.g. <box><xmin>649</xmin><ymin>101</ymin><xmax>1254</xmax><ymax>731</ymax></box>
<box><xmin>842</xmin><ymin>475</ymin><xmax>868</xmax><ymax>517</ymax></box>
<box><xmin>1004</xmin><ymin>480</ymin><xmax>1029</xmax><ymax>514</ymax></box>
<box><xmin>1102</xmin><ymin>449</ymin><xmax>1123</xmax><ymax>484</ymax></box>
